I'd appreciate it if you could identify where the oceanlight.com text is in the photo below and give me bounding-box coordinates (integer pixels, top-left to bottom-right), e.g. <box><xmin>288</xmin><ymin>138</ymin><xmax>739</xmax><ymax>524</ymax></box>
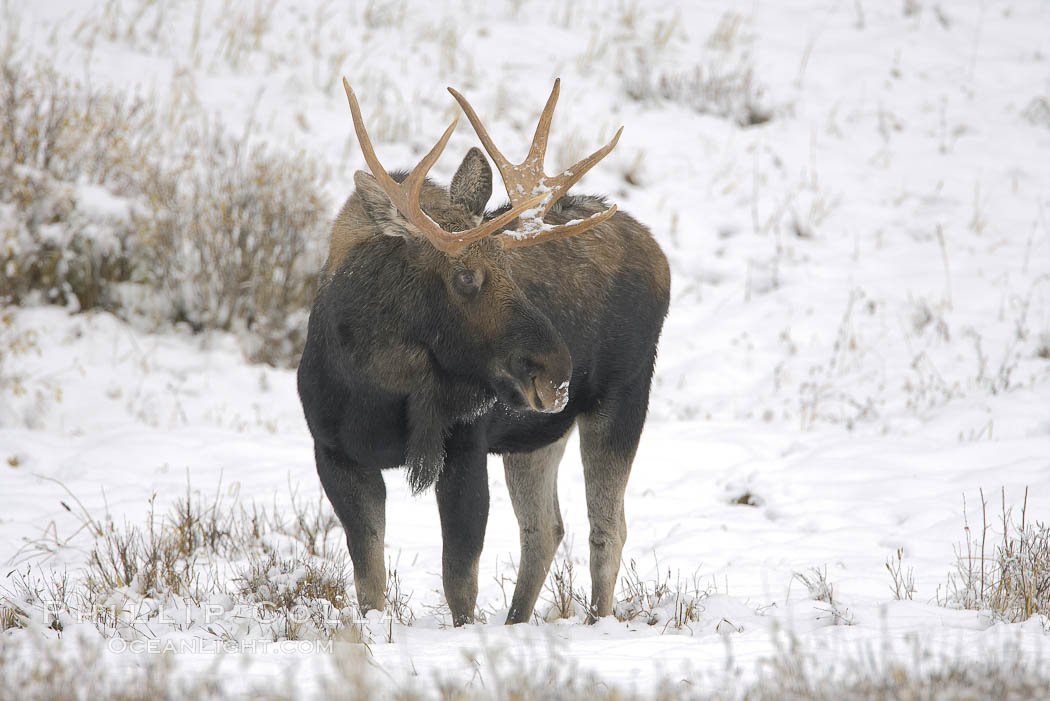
<box><xmin>107</xmin><ymin>638</ymin><xmax>333</xmax><ymax>654</ymax></box>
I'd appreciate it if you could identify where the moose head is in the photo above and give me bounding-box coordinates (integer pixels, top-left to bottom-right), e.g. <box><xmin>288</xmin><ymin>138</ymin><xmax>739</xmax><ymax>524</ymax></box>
<box><xmin>338</xmin><ymin>78</ymin><xmax>622</xmax><ymax>426</ymax></box>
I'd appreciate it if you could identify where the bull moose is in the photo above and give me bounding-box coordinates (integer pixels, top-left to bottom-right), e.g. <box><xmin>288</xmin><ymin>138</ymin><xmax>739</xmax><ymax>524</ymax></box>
<box><xmin>297</xmin><ymin>77</ymin><xmax>670</xmax><ymax>625</ymax></box>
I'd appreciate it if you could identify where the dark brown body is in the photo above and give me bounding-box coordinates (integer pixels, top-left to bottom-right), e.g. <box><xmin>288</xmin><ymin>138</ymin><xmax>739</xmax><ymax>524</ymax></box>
<box><xmin>298</xmin><ymin>157</ymin><xmax>669</xmax><ymax>625</ymax></box>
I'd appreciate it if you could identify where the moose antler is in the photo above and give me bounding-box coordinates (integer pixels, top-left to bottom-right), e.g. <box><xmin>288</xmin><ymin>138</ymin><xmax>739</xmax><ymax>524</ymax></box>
<box><xmin>343</xmin><ymin>78</ymin><xmax>547</xmax><ymax>256</ymax></box>
<box><xmin>448</xmin><ymin>79</ymin><xmax>623</xmax><ymax>248</ymax></box>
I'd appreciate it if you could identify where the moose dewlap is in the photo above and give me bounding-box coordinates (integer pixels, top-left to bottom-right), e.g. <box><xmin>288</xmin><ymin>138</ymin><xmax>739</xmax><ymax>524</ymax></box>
<box><xmin>296</xmin><ymin>78</ymin><xmax>670</xmax><ymax>626</ymax></box>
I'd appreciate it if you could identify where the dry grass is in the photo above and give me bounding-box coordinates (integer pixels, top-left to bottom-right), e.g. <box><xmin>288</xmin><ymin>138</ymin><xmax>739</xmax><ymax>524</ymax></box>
<box><xmin>1</xmin><ymin>477</ymin><xmax>357</xmax><ymax>642</ymax></box>
<box><xmin>0</xmin><ymin>60</ymin><xmax>152</xmax><ymax>311</ymax></box>
<box><xmin>940</xmin><ymin>487</ymin><xmax>1050</xmax><ymax>624</ymax></box>
<box><xmin>536</xmin><ymin>558</ymin><xmax>587</xmax><ymax>621</ymax></box>
<box><xmin>383</xmin><ymin>565</ymin><xmax>415</xmax><ymax>627</ymax></box>
<box><xmin>0</xmin><ymin>53</ymin><xmax>328</xmax><ymax>367</ymax></box>
<box><xmin>886</xmin><ymin>548</ymin><xmax>916</xmax><ymax>601</ymax></box>
<box><xmin>615</xmin><ymin>558</ymin><xmax>708</xmax><ymax>631</ymax></box>
<box><xmin>618</xmin><ymin>12</ymin><xmax>772</xmax><ymax>128</ymax></box>
<box><xmin>735</xmin><ymin>639</ymin><xmax>1050</xmax><ymax>701</ymax></box>
<box><xmin>793</xmin><ymin>566</ymin><xmax>855</xmax><ymax>626</ymax></box>
<box><xmin>622</xmin><ymin>58</ymin><xmax>772</xmax><ymax>127</ymax></box>
<box><xmin>2</xmin><ymin>481</ymin><xmax>1049</xmax><ymax>697</ymax></box>
<box><xmin>234</xmin><ymin>548</ymin><xmax>352</xmax><ymax>641</ymax></box>
<box><xmin>3</xmin><ymin>628</ymin><xmax>1049</xmax><ymax>701</ymax></box>
<box><xmin>0</xmin><ymin>605</ymin><xmax>19</xmax><ymax>632</ymax></box>
<box><xmin>136</xmin><ymin>117</ymin><xmax>327</xmax><ymax>365</ymax></box>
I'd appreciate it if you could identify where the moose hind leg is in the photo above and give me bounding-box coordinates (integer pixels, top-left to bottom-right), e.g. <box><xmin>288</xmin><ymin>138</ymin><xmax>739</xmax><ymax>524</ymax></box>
<box><xmin>579</xmin><ymin>377</ymin><xmax>652</xmax><ymax>621</ymax></box>
<box><xmin>315</xmin><ymin>445</ymin><xmax>387</xmax><ymax>613</ymax></box>
<box><xmin>502</xmin><ymin>428</ymin><xmax>572</xmax><ymax>624</ymax></box>
<box><xmin>435</xmin><ymin>427</ymin><xmax>489</xmax><ymax>626</ymax></box>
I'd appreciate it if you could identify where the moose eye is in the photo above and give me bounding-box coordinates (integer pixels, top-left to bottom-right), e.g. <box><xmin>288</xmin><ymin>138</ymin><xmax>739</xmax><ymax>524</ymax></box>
<box><xmin>454</xmin><ymin>269</ymin><xmax>480</xmax><ymax>294</ymax></box>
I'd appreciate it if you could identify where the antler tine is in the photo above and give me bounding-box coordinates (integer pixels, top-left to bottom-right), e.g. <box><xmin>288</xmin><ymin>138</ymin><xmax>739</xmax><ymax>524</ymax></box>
<box><xmin>501</xmin><ymin>204</ymin><xmax>618</xmax><ymax>249</ymax></box>
<box><xmin>344</xmin><ymin>78</ymin><xmax>546</xmax><ymax>256</ymax></box>
<box><xmin>344</xmin><ymin>78</ymin><xmax>407</xmax><ymax>198</ymax></box>
<box><xmin>446</xmin><ymin>86</ymin><xmax>513</xmax><ymax>174</ymax></box>
<box><xmin>402</xmin><ymin>118</ymin><xmax>459</xmax><ymax>206</ymax></box>
<box><xmin>525</xmin><ymin>77</ymin><xmax>559</xmax><ymax>169</ymax></box>
<box><xmin>449</xmin><ymin>79</ymin><xmax>622</xmax><ymax>248</ymax></box>
<box><xmin>540</xmin><ymin>125</ymin><xmax>623</xmax><ymax>208</ymax></box>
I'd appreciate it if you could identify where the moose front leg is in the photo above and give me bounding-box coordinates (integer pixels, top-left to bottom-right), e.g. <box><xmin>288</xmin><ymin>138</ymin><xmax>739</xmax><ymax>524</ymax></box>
<box><xmin>435</xmin><ymin>426</ymin><xmax>489</xmax><ymax>626</ymax></box>
<box><xmin>315</xmin><ymin>445</ymin><xmax>387</xmax><ymax>613</ymax></box>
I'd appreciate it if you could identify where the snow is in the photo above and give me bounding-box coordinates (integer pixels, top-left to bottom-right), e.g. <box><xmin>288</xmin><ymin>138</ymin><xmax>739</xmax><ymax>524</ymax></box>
<box><xmin>2</xmin><ymin>0</ymin><xmax>1050</xmax><ymax>696</ymax></box>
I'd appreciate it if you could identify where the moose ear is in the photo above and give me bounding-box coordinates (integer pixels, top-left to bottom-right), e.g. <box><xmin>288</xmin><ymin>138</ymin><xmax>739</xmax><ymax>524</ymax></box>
<box><xmin>449</xmin><ymin>147</ymin><xmax>492</xmax><ymax>217</ymax></box>
<box><xmin>353</xmin><ymin>170</ymin><xmax>412</xmax><ymax>238</ymax></box>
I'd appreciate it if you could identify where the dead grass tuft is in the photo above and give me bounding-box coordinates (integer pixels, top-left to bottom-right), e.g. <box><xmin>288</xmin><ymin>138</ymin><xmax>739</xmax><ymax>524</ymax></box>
<box><xmin>940</xmin><ymin>487</ymin><xmax>1050</xmax><ymax>624</ymax></box>
<box><xmin>0</xmin><ymin>53</ymin><xmax>327</xmax><ymax>367</ymax></box>
<box><xmin>793</xmin><ymin>566</ymin><xmax>855</xmax><ymax>626</ymax></box>
<box><xmin>615</xmin><ymin>558</ymin><xmax>708</xmax><ymax>630</ymax></box>
<box><xmin>541</xmin><ymin>558</ymin><xmax>589</xmax><ymax>621</ymax></box>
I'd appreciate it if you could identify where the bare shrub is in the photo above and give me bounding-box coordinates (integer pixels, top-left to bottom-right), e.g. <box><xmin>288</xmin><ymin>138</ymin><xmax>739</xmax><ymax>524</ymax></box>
<box><xmin>940</xmin><ymin>488</ymin><xmax>1050</xmax><ymax>623</ymax></box>
<box><xmin>618</xmin><ymin>13</ymin><xmax>772</xmax><ymax>127</ymax></box>
<box><xmin>362</xmin><ymin>0</ymin><xmax>406</xmax><ymax>29</ymax></box>
<box><xmin>285</xmin><ymin>488</ymin><xmax>342</xmax><ymax>558</ymax></box>
<box><xmin>235</xmin><ymin>551</ymin><xmax>349</xmax><ymax>612</ymax></box>
<box><xmin>135</xmin><ymin>119</ymin><xmax>326</xmax><ymax>365</ymax></box>
<box><xmin>0</xmin><ymin>54</ymin><xmax>327</xmax><ymax>366</ymax></box>
<box><xmin>0</xmin><ymin>59</ymin><xmax>152</xmax><ymax>310</ymax></box>
<box><xmin>886</xmin><ymin>548</ymin><xmax>916</xmax><ymax>601</ymax></box>
<box><xmin>1</xmin><ymin>567</ymin><xmax>74</xmax><ymax>632</ymax></box>
<box><xmin>0</xmin><ymin>605</ymin><xmax>20</xmax><ymax>631</ymax></box>
<box><xmin>2</xmin><ymin>476</ymin><xmax>363</xmax><ymax>643</ymax></box>
<box><xmin>84</xmin><ymin>496</ymin><xmax>201</xmax><ymax>602</ymax></box>
<box><xmin>166</xmin><ymin>483</ymin><xmax>237</xmax><ymax>559</ymax></box>
<box><xmin>383</xmin><ymin>564</ymin><xmax>414</xmax><ymax>627</ymax></box>
<box><xmin>739</xmin><ymin>636</ymin><xmax>1050</xmax><ymax>701</ymax></box>
<box><xmin>615</xmin><ymin>559</ymin><xmax>707</xmax><ymax>630</ymax></box>
<box><xmin>1022</xmin><ymin>97</ymin><xmax>1050</xmax><ymax>129</ymax></box>
<box><xmin>541</xmin><ymin>558</ymin><xmax>589</xmax><ymax>621</ymax></box>
<box><xmin>794</xmin><ymin>566</ymin><xmax>855</xmax><ymax>626</ymax></box>
<box><xmin>622</xmin><ymin>56</ymin><xmax>772</xmax><ymax>127</ymax></box>
<box><xmin>234</xmin><ymin>547</ymin><xmax>352</xmax><ymax>640</ymax></box>
<box><xmin>798</xmin><ymin>289</ymin><xmax>881</xmax><ymax>431</ymax></box>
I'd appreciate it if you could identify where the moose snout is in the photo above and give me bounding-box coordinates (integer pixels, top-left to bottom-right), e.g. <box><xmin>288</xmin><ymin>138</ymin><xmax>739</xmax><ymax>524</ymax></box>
<box><xmin>508</xmin><ymin>346</ymin><xmax>572</xmax><ymax>414</ymax></box>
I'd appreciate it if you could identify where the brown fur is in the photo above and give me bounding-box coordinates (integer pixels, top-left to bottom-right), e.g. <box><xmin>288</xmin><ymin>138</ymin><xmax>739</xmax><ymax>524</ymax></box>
<box><xmin>326</xmin><ymin>178</ymin><xmax>480</xmax><ymax>277</ymax></box>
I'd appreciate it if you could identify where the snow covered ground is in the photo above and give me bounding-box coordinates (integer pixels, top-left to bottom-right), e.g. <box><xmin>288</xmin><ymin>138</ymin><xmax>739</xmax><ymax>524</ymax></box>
<box><xmin>2</xmin><ymin>0</ymin><xmax>1050</xmax><ymax>697</ymax></box>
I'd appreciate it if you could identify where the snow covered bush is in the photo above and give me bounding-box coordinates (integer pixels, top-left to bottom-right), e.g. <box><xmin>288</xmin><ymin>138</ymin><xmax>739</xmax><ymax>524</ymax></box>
<box><xmin>942</xmin><ymin>489</ymin><xmax>1050</xmax><ymax>625</ymax></box>
<box><xmin>0</xmin><ymin>59</ymin><xmax>149</xmax><ymax>311</ymax></box>
<box><xmin>0</xmin><ymin>56</ymin><xmax>327</xmax><ymax>366</ymax></box>
<box><xmin>614</xmin><ymin>559</ymin><xmax>708</xmax><ymax>630</ymax></box>
<box><xmin>235</xmin><ymin>548</ymin><xmax>353</xmax><ymax>641</ymax></box>
<box><xmin>134</xmin><ymin>120</ymin><xmax>327</xmax><ymax>365</ymax></box>
<box><xmin>1</xmin><ymin>482</ymin><xmax>360</xmax><ymax>644</ymax></box>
